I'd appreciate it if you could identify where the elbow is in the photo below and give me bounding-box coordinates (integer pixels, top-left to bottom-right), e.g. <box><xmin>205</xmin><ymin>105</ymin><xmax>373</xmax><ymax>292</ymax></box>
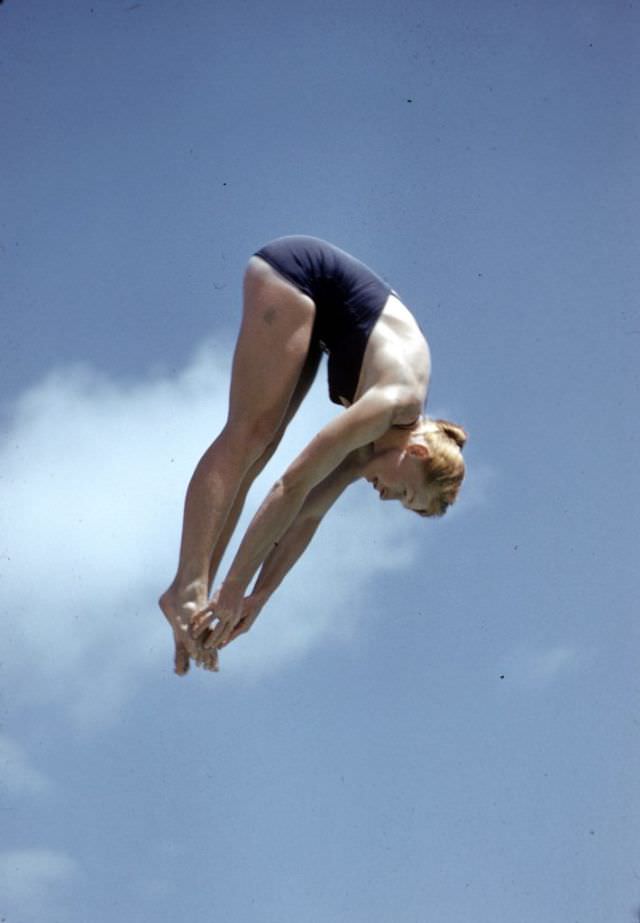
<box><xmin>275</xmin><ymin>472</ymin><xmax>310</xmax><ymax>505</ymax></box>
<box><xmin>386</xmin><ymin>389</ymin><xmax>423</xmax><ymax>426</ymax></box>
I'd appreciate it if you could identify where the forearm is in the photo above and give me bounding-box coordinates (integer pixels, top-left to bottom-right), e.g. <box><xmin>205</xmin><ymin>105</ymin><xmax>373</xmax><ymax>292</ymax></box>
<box><xmin>224</xmin><ymin>480</ymin><xmax>307</xmax><ymax>593</ymax></box>
<box><xmin>222</xmin><ymin>393</ymin><xmax>391</xmax><ymax>592</ymax></box>
<box><xmin>198</xmin><ymin>455</ymin><xmax>361</xmax><ymax>650</ymax></box>
<box><xmin>246</xmin><ymin>452</ymin><xmax>362</xmax><ymax>601</ymax></box>
<box><xmin>251</xmin><ymin>513</ymin><xmax>321</xmax><ymax>604</ymax></box>
<box><xmin>223</xmin><ymin>449</ymin><xmax>361</xmax><ymax>599</ymax></box>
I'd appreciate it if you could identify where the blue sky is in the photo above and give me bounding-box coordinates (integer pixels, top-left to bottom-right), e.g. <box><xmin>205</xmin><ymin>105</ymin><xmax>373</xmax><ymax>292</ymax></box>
<box><xmin>1</xmin><ymin>1</ymin><xmax>638</xmax><ymax>921</ymax></box>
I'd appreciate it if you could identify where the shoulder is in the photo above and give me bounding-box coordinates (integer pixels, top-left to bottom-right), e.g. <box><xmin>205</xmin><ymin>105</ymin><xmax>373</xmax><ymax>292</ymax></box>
<box><xmin>357</xmin><ymin>383</ymin><xmax>422</xmax><ymax>427</ymax></box>
<box><xmin>280</xmin><ymin>389</ymin><xmax>396</xmax><ymax>494</ymax></box>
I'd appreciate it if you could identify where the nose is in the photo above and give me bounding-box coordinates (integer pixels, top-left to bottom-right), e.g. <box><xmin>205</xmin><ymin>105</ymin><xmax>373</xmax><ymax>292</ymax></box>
<box><xmin>371</xmin><ymin>479</ymin><xmax>387</xmax><ymax>499</ymax></box>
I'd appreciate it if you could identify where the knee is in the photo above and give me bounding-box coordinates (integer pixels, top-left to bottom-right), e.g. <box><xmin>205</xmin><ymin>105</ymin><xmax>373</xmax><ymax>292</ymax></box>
<box><xmin>220</xmin><ymin>415</ymin><xmax>282</xmax><ymax>467</ymax></box>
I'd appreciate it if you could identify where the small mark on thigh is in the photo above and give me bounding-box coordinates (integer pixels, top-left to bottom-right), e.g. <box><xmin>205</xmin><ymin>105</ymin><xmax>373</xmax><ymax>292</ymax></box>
<box><xmin>263</xmin><ymin>306</ymin><xmax>277</xmax><ymax>326</ymax></box>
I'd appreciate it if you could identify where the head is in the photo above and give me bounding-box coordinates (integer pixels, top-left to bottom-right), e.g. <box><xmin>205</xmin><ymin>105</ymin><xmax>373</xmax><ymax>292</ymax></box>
<box><xmin>410</xmin><ymin>418</ymin><xmax>467</xmax><ymax>516</ymax></box>
<box><xmin>366</xmin><ymin>418</ymin><xmax>467</xmax><ymax>518</ymax></box>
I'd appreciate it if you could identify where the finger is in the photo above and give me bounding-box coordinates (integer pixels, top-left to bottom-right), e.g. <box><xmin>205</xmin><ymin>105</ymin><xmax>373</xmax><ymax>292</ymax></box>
<box><xmin>224</xmin><ymin>617</ymin><xmax>250</xmax><ymax>645</ymax></box>
<box><xmin>174</xmin><ymin>640</ymin><xmax>190</xmax><ymax>676</ymax></box>
<box><xmin>190</xmin><ymin>606</ymin><xmax>217</xmax><ymax>639</ymax></box>
<box><xmin>216</xmin><ymin>619</ymin><xmax>240</xmax><ymax>648</ymax></box>
<box><xmin>198</xmin><ymin>627</ymin><xmax>215</xmax><ymax>648</ymax></box>
<box><xmin>205</xmin><ymin>618</ymin><xmax>231</xmax><ymax>649</ymax></box>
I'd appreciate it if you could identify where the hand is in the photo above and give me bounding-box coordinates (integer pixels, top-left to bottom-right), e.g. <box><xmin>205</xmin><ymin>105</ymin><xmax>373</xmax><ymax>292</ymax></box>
<box><xmin>191</xmin><ymin>581</ymin><xmax>244</xmax><ymax>649</ymax></box>
<box><xmin>221</xmin><ymin>592</ymin><xmax>267</xmax><ymax>647</ymax></box>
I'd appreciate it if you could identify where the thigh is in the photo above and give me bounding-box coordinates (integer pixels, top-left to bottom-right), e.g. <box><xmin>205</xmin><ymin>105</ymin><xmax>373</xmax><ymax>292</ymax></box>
<box><xmin>226</xmin><ymin>257</ymin><xmax>317</xmax><ymax>438</ymax></box>
<box><xmin>282</xmin><ymin>339</ymin><xmax>323</xmax><ymax>427</ymax></box>
<box><xmin>234</xmin><ymin>344</ymin><xmax>323</xmax><ymax>489</ymax></box>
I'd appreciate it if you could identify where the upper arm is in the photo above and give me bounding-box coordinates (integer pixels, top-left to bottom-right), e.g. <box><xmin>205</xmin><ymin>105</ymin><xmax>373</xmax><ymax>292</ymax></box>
<box><xmin>301</xmin><ymin>450</ymin><xmax>362</xmax><ymax>521</ymax></box>
<box><xmin>280</xmin><ymin>388</ymin><xmax>396</xmax><ymax>495</ymax></box>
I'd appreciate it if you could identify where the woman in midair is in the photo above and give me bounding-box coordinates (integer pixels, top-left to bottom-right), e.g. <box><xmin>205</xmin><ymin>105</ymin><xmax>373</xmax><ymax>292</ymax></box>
<box><xmin>160</xmin><ymin>236</ymin><xmax>467</xmax><ymax>673</ymax></box>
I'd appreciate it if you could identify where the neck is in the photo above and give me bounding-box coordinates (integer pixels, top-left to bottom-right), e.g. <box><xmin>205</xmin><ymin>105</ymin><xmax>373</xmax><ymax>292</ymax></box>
<box><xmin>371</xmin><ymin>415</ymin><xmax>441</xmax><ymax>454</ymax></box>
<box><xmin>372</xmin><ymin>424</ymin><xmax>416</xmax><ymax>454</ymax></box>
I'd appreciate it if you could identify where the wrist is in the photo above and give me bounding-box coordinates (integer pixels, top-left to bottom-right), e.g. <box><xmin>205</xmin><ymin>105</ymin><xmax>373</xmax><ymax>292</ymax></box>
<box><xmin>251</xmin><ymin>587</ymin><xmax>271</xmax><ymax>606</ymax></box>
<box><xmin>218</xmin><ymin>577</ymin><xmax>245</xmax><ymax>606</ymax></box>
<box><xmin>224</xmin><ymin>564</ymin><xmax>253</xmax><ymax>591</ymax></box>
<box><xmin>222</xmin><ymin>576</ymin><xmax>244</xmax><ymax>589</ymax></box>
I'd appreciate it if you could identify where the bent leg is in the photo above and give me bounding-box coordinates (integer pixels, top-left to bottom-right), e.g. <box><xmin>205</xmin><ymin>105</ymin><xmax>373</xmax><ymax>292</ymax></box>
<box><xmin>160</xmin><ymin>257</ymin><xmax>317</xmax><ymax>673</ymax></box>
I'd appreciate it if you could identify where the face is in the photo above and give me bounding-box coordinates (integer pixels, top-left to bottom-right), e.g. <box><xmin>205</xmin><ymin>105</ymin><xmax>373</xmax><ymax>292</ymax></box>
<box><xmin>364</xmin><ymin>447</ymin><xmax>446</xmax><ymax>517</ymax></box>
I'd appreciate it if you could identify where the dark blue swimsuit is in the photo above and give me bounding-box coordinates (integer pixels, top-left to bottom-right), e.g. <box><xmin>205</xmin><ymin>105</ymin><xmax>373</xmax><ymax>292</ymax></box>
<box><xmin>254</xmin><ymin>236</ymin><xmax>393</xmax><ymax>405</ymax></box>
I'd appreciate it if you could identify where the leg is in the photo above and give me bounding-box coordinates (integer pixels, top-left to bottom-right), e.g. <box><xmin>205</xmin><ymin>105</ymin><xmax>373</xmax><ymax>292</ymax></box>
<box><xmin>159</xmin><ymin>257</ymin><xmax>317</xmax><ymax>674</ymax></box>
<box><xmin>206</xmin><ymin>344</ymin><xmax>322</xmax><ymax>592</ymax></box>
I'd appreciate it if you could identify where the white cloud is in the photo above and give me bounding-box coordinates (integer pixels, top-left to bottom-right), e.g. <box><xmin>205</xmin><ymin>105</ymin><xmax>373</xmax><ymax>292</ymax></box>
<box><xmin>0</xmin><ymin>848</ymin><xmax>78</xmax><ymax>921</ymax></box>
<box><xmin>0</xmin><ymin>735</ymin><xmax>50</xmax><ymax>796</ymax></box>
<box><xmin>0</xmin><ymin>343</ymin><xmax>428</xmax><ymax>725</ymax></box>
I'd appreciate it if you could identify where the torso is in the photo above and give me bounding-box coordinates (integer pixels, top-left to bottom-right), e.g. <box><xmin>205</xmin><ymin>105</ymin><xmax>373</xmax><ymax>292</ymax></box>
<box><xmin>253</xmin><ymin>237</ymin><xmax>430</xmax><ymax>416</ymax></box>
<box><xmin>347</xmin><ymin>294</ymin><xmax>431</xmax><ymax>423</ymax></box>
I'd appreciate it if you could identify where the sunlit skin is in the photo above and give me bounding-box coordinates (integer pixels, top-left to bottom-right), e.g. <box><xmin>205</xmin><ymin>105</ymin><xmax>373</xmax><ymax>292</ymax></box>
<box><xmin>361</xmin><ymin>436</ymin><xmax>438</xmax><ymax>516</ymax></box>
<box><xmin>195</xmin><ymin>433</ymin><xmax>443</xmax><ymax>652</ymax></box>
<box><xmin>159</xmin><ymin>254</ymin><xmax>441</xmax><ymax>673</ymax></box>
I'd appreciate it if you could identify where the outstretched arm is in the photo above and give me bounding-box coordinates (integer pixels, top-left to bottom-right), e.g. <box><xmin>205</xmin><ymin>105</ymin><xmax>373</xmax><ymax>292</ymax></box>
<box><xmin>215</xmin><ymin>452</ymin><xmax>362</xmax><ymax>646</ymax></box>
<box><xmin>191</xmin><ymin>389</ymin><xmax>402</xmax><ymax>648</ymax></box>
<box><xmin>224</xmin><ymin>388</ymin><xmax>396</xmax><ymax>589</ymax></box>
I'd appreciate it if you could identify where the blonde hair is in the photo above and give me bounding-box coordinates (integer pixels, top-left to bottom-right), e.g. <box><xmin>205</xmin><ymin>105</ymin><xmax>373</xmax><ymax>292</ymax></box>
<box><xmin>411</xmin><ymin>418</ymin><xmax>468</xmax><ymax>516</ymax></box>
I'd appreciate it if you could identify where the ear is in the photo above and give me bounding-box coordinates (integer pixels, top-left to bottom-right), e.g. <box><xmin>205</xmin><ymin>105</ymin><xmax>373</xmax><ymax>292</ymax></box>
<box><xmin>406</xmin><ymin>442</ymin><xmax>431</xmax><ymax>460</ymax></box>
